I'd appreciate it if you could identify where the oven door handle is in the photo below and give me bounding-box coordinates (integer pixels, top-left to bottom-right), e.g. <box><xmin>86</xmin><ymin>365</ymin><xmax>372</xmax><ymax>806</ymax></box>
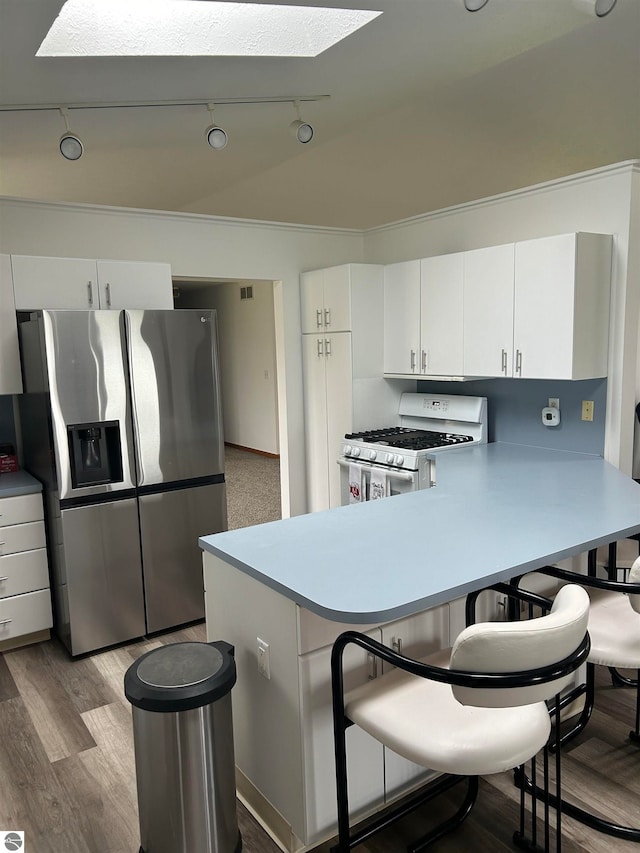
<box><xmin>336</xmin><ymin>459</ymin><xmax>417</xmax><ymax>482</ymax></box>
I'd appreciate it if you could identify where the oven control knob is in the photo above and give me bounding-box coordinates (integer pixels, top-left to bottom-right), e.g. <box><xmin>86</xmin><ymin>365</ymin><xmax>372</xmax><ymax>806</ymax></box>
<box><xmin>351</xmin><ymin>447</ymin><xmax>361</xmax><ymax>457</ymax></box>
<box><xmin>343</xmin><ymin>445</ymin><xmax>352</xmax><ymax>456</ymax></box>
<box><xmin>386</xmin><ymin>453</ymin><xmax>395</xmax><ymax>465</ymax></box>
<box><xmin>395</xmin><ymin>455</ymin><xmax>404</xmax><ymax>467</ymax></box>
<box><xmin>367</xmin><ymin>450</ymin><xmax>377</xmax><ymax>461</ymax></box>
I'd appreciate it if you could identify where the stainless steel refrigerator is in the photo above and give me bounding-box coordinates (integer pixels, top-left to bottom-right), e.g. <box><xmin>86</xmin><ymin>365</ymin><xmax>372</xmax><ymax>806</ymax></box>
<box><xmin>18</xmin><ymin>309</ymin><xmax>226</xmax><ymax>656</ymax></box>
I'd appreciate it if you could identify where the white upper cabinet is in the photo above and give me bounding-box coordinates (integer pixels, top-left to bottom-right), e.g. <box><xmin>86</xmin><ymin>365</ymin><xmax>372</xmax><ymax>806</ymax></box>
<box><xmin>463</xmin><ymin>243</ymin><xmax>515</xmax><ymax>378</ymax></box>
<box><xmin>513</xmin><ymin>233</ymin><xmax>612</xmax><ymax>380</ymax></box>
<box><xmin>383</xmin><ymin>260</ymin><xmax>421</xmax><ymax>375</ymax></box>
<box><xmin>11</xmin><ymin>255</ymin><xmax>173</xmax><ymax>311</ymax></box>
<box><xmin>95</xmin><ymin>260</ymin><xmax>174</xmax><ymax>310</ymax></box>
<box><xmin>462</xmin><ymin>233</ymin><xmax>611</xmax><ymax>380</ymax></box>
<box><xmin>0</xmin><ymin>254</ymin><xmax>22</xmax><ymax>394</ymax></box>
<box><xmin>12</xmin><ymin>255</ymin><xmax>99</xmax><ymax>310</ymax></box>
<box><xmin>301</xmin><ymin>264</ymin><xmax>351</xmax><ymax>333</ymax></box>
<box><xmin>384</xmin><ymin>255</ymin><xmax>463</xmax><ymax>376</ymax></box>
<box><xmin>420</xmin><ymin>253</ymin><xmax>464</xmax><ymax>376</ymax></box>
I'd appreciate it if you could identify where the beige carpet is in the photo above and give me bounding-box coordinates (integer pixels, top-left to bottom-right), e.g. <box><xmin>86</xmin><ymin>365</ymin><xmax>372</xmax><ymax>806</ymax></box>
<box><xmin>224</xmin><ymin>444</ymin><xmax>281</xmax><ymax>530</ymax></box>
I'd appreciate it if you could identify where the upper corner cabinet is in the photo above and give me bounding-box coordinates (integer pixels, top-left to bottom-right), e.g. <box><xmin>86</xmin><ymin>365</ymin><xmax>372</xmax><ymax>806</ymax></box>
<box><xmin>462</xmin><ymin>233</ymin><xmax>612</xmax><ymax>380</ymax></box>
<box><xmin>11</xmin><ymin>255</ymin><xmax>174</xmax><ymax>311</ymax></box>
<box><xmin>512</xmin><ymin>232</ymin><xmax>612</xmax><ymax>380</ymax></box>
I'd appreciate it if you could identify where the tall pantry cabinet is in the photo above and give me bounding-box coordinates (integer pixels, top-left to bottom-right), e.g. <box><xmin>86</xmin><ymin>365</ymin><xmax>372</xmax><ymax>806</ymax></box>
<box><xmin>301</xmin><ymin>264</ymin><xmax>404</xmax><ymax>513</ymax></box>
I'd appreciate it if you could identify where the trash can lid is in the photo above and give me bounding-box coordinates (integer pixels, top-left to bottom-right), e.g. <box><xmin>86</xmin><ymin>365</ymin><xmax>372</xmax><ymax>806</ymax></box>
<box><xmin>124</xmin><ymin>640</ymin><xmax>236</xmax><ymax>713</ymax></box>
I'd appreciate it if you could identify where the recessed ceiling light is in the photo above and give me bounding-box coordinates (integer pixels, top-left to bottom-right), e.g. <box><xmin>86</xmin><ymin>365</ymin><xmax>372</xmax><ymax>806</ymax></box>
<box><xmin>36</xmin><ymin>1</ymin><xmax>383</xmax><ymax>58</ymax></box>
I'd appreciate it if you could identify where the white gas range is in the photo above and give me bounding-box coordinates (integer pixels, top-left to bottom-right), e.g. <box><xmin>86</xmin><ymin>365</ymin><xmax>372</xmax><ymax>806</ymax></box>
<box><xmin>338</xmin><ymin>393</ymin><xmax>488</xmax><ymax>503</ymax></box>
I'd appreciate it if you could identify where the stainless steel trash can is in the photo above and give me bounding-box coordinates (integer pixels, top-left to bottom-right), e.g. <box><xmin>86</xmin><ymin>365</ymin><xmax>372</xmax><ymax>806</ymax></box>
<box><xmin>124</xmin><ymin>641</ymin><xmax>241</xmax><ymax>853</ymax></box>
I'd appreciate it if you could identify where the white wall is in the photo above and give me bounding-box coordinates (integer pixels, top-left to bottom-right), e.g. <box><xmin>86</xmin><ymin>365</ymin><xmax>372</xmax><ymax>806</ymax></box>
<box><xmin>178</xmin><ymin>280</ymin><xmax>279</xmax><ymax>455</ymax></box>
<box><xmin>364</xmin><ymin>161</ymin><xmax>640</xmax><ymax>474</ymax></box>
<box><xmin>0</xmin><ymin>198</ymin><xmax>365</xmax><ymax>517</ymax></box>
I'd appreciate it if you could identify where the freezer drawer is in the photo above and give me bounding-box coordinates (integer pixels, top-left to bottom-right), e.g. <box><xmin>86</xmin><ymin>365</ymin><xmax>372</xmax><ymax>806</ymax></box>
<box><xmin>60</xmin><ymin>499</ymin><xmax>145</xmax><ymax>655</ymax></box>
<box><xmin>139</xmin><ymin>482</ymin><xmax>227</xmax><ymax>634</ymax></box>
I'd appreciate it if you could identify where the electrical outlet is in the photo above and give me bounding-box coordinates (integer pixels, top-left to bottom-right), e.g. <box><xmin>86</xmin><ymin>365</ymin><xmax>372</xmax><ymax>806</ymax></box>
<box><xmin>257</xmin><ymin>637</ymin><xmax>270</xmax><ymax>680</ymax></box>
<box><xmin>548</xmin><ymin>398</ymin><xmax>560</xmax><ymax>410</ymax></box>
<box><xmin>581</xmin><ymin>400</ymin><xmax>594</xmax><ymax>422</ymax></box>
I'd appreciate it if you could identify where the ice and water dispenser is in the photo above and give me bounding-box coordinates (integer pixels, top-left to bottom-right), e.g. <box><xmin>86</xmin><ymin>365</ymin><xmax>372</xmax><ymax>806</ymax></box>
<box><xmin>67</xmin><ymin>421</ymin><xmax>124</xmax><ymax>488</ymax></box>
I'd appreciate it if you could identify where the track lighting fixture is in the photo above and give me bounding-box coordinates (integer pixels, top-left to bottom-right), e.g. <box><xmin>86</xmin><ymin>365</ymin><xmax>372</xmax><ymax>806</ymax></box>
<box><xmin>205</xmin><ymin>103</ymin><xmax>228</xmax><ymax>150</ymax></box>
<box><xmin>572</xmin><ymin>0</ymin><xmax>617</xmax><ymax>16</ymax></box>
<box><xmin>289</xmin><ymin>100</ymin><xmax>314</xmax><ymax>144</ymax></box>
<box><xmin>2</xmin><ymin>95</ymin><xmax>330</xmax><ymax>159</ymax></box>
<box><xmin>463</xmin><ymin>0</ymin><xmax>489</xmax><ymax>11</ymax></box>
<box><xmin>58</xmin><ymin>107</ymin><xmax>83</xmax><ymax>160</ymax></box>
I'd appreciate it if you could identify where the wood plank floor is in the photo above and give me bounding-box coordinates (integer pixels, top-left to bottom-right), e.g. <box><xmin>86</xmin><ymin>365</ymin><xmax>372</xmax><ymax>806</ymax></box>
<box><xmin>0</xmin><ymin>627</ymin><xmax>638</xmax><ymax>852</ymax></box>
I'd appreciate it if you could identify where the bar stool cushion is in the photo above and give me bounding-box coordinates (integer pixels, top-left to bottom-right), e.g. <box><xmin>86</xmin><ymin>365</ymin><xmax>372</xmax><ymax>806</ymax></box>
<box><xmin>586</xmin><ymin>560</ymin><xmax>640</xmax><ymax>667</ymax></box>
<box><xmin>345</xmin><ymin>648</ymin><xmax>550</xmax><ymax>776</ymax></box>
<box><xmin>344</xmin><ymin>585</ymin><xmax>589</xmax><ymax>778</ymax></box>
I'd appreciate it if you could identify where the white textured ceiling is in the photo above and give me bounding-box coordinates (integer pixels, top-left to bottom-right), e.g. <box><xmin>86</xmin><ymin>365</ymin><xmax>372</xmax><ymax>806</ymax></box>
<box><xmin>0</xmin><ymin>0</ymin><xmax>639</xmax><ymax>229</ymax></box>
<box><xmin>37</xmin><ymin>1</ymin><xmax>382</xmax><ymax>57</ymax></box>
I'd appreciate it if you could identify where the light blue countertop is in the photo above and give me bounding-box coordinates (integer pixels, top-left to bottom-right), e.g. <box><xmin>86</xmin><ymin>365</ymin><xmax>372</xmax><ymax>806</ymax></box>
<box><xmin>199</xmin><ymin>443</ymin><xmax>640</xmax><ymax>623</ymax></box>
<box><xmin>0</xmin><ymin>470</ymin><xmax>43</xmax><ymax>498</ymax></box>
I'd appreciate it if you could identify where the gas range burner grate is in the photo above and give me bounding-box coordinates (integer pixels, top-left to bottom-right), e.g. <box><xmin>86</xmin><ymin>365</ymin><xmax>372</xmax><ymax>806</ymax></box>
<box><xmin>345</xmin><ymin>427</ymin><xmax>473</xmax><ymax>450</ymax></box>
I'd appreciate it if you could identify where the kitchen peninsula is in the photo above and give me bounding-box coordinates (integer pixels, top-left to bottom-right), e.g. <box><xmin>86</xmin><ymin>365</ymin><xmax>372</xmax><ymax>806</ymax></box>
<box><xmin>200</xmin><ymin>443</ymin><xmax>640</xmax><ymax>852</ymax></box>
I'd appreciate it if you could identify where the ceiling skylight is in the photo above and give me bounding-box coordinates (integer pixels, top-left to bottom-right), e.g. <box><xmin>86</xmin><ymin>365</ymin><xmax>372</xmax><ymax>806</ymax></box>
<box><xmin>36</xmin><ymin>1</ymin><xmax>383</xmax><ymax>58</ymax></box>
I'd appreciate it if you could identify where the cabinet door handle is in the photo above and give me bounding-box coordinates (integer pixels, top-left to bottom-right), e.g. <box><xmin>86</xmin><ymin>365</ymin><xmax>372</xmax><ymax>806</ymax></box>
<box><xmin>87</xmin><ymin>281</ymin><xmax>93</xmax><ymax>306</ymax></box>
<box><xmin>391</xmin><ymin>636</ymin><xmax>403</xmax><ymax>655</ymax></box>
<box><xmin>316</xmin><ymin>309</ymin><xmax>323</xmax><ymax>328</ymax></box>
<box><xmin>105</xmin><ymin>282</ymin><xmax>111</xmax><ymax>307</ymax></box>
<box><xmin>0</xmin><ymin>619</ymin><xmax>12</xmax><ymax>626</ymax></box>
<box><xmin>0</xmin><ymin>577</ymin><xmax>8</xmax><ymax>582</ymax></box>
<box><xmin>317</xmin><ymin>339</ymin><xmax>324</xmax><ymax>357</ymax></box>
<box><xmin>421</xmin><ymin>350</ymin><xmax>427</xmax><ymax>373</ymax></box>
<box><xmin>516</xmin><ymin>349</ymin><xmax>522</xmax><ymax>376</ymax></box>
<box><xmin>367</xmin><ymin>652</ymin><xmax>378</xmax><ymax>680</ymax></box>
<box><xmin>410</xmin><ymin>350</ymin><xmax>416</xmax><ymax>371</ymax></box>
<box><xmin>324</xmin><ymin>308</ymin><xmax>331</xmax><ymax>328</ymax></box>
<box><xmin>325</xmin><ymin>338</ymin><xmax>331</xmax><ymax>357</ymax></box>
<box><xmin>501</xmin><ymin>349</ymin><xmax>507</xmax><ymax>374</ymax></box>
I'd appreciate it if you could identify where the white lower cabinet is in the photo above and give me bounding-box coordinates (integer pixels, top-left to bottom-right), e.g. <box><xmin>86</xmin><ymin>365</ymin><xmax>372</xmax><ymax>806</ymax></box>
<box><xmin>0</xmin><ymin>490</ymin><xmax>52</xmax><ymax>648</ymax></box>
<box><xmin>299</xmin><ymin>604</ymin><xmax>450</xmax><ymax>845</ymax></box>
<box><xmin>299</xmin><ymin>628</ymin><xmax>385</xmax><ymax>843</ymax></box>
<box><xmin>379</xmin><ymin>605</ymin><xmax>449</xmax><ymax>798</ymax></box>
<box><xmin>203</xmin><ymin>553</ymin><xmax>454</xmax><ymax>852</ymax></box>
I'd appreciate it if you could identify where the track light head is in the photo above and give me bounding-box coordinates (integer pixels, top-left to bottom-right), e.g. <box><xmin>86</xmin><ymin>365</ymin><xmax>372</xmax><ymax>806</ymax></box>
<box><xmin>205</xmin><ymin>103</ymin><xmax>228</xmax><ymax>150</ymax></box>
<box><xmin>463</xmin><ymin>0</ymin><xmax>489</xmax><ymax>10</ymax></box>
<box><xmin>205</xmin><ymin>125</ymin><xmax>228</xmax><ymax>150</ymax></box>
<box><xmin>58</xmin><ymin>107</ymin><xmax>83</xmax><ymax>160</ymax></box>
<box><xmin>572</xmin><ymin>0</ymin><xmax>617</xmax><ymax>16</ymax></box>
<box><xmin>290</xmin><ymin>118</ymin><xmax>314</xmax><ymax>144</ymax></box>
<box><xmin>290</xmin><ymin>100</ymin><xmax>314</xmax><ymax>144</ymax></box>
<box><xmin>59</xmin><ymin>132</ymin><xmax>84</xmax><ymax>161</ymax></box>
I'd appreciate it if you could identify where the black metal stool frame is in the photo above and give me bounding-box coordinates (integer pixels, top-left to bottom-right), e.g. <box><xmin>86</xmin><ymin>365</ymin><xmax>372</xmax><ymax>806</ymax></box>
<box><xmin>331</xmin><ymin>584</ymin><xmax>590</xmax><ymax>853</ymax></box>
<box><xmin>509</xmin><ymin>562</ymin><xmax>640</xmax><ymax>843</ymax></box>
